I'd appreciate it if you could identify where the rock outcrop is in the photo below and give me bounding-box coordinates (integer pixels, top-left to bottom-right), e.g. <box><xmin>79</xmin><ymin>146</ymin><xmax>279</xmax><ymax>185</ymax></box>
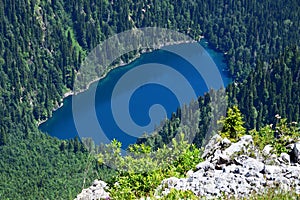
<box><xmin>294</xmin><ymin>142</ymin><xmax>300</xmax><ymax>163</ymax></box>
<box><xmin>75</xmin><ymin>180</ymin><xmax>110</xmax><ymax>200</ymax></box>
<box><xmin>156</xmin><ymin>135</ymin><xmax>300</xmax><ymax>199</ymax></box>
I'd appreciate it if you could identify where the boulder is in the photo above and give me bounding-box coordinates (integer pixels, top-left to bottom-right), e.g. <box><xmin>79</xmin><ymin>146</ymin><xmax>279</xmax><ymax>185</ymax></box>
<box><xmin>202</xmin><ymin>134</ymin><xmax>222</xmax><ymax>159</ymax></box>
<box><xmin>186</xmin><ymin>170</ymin><xmax>193</xmax><ymax>178</ymax></box>
<box><xmin>286</xmin><ymin>166</ymin><xmax>300</xmax><ymax>179</ymax></box>
<box><xmin>240</xmin><ymin>135</ymin><xmax>253</xmax><ymax>144</ymax></box>
<box><xmin>223</xmin><ymin>164</ymin><xmax>240</xmax><ymax>174</ymax></box>
<box><xmin>279</xmin><ymin>153</ymin><xmax>290</xmax><ymax>165</ymax></box>
<box><xmin>176</xmin><ymin>179</ymin><xmax>187</xmax><ymax>189</ymax></box>
<box><xmin>245</xmin><ymin>176</ymin><xmax>260</xmax><ymax>187</ymax></box>
<box><xmin>92</xmin><ymin>180</ymin><xmax>107</xmax><ymax>188</ymax></box>
<box><xmin>204</xmin><ymin>184</ymin><xmax>218</xmax><ymax>195</ymax></box>
<box><xmin>296</xmin><ymin>186</ymin><xmax>300</xmax><ymax>195</ymax></box>
<box><xmin>223</xmin><ymin>135</ymin><xmax>254</xmax><ymax>159</ymax></box>
<box><xmin>217</xmin><ymin>153</ymin><xmax>230</xmax><ymax>165</ymax></box>
<box><xmin>293</xmin><ymin>142</ymin><xmax>300</xmax><ymax>164</ymax></box>
<box><xmin>224</xmin><ymin>142</ymin><xmax>245</xmax><ymax>159</ymax></box>
<box><xmin>286</xmin><ymin>143</ymin><xmax>295</xmax><ymax>152</ymax></box>
<box><xmin>221</xmin><ymin>138</ymin><xmax>232</xmax><ymax>148</ymax></box>
<box><xmin>75</xmin><ymin>179</ymin><xmax>110</xmax><ymax>200</ymax></box>
<box><xmin>264</xmin><ymin>165</ymin><xmax>282</xmax><ymax>175</ymax></box>
<box><xmin>209</xmin><ymin>149</ymin><xmax>230</xmax><ymax>165</ymax></box>
<box><xmin>196</xmin><ymin>160</ymin><xmax>214</xmax><ymax>171</ymax></box>
<box><xmin>262</xmin><ymin>145</ymin><xmax>273</xmax><ymax>157</ymax></box>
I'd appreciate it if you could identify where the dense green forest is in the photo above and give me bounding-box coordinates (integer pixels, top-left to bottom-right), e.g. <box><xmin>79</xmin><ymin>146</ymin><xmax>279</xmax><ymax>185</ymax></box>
<box><xmin>0</xmin><ymin>0</ymin><xmax>299</xmax><ymax>199</ymax></box>
<box><xmin>139</xmin><ymin>46</ymin><xmax>300</xmax><ymax>149</ymax></box>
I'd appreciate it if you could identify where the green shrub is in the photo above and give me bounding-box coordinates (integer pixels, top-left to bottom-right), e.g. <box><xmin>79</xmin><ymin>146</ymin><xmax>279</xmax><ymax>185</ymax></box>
<box><xmin>250</xmin><ymin>117</ymin><xmax>299</xmax><ymax>155</ymax></box>
<box><xmin>97</xmin><ymin>133</ymin><xmax>202</xmax><ymax>199</ymax></box>
<box><xmin>160</xmin><ymin>188</ymin><xmax>199</xmax><ymax>200</ymax></box>
<box><xmin>249</xmin><ymin>125</ymin><xmax>275</xmax><ymax>151</ymax></box>
<box><xmin>248</xmin><ymin>187</ymin><xmax>299</xmax><ymax>200</ymax></box>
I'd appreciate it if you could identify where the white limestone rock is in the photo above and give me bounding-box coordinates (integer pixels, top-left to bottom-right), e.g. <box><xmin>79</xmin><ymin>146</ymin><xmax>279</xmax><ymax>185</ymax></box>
<box><xmin>293</xmin><ymin>142</ymin><xmax>300</xmax><ymax>164</ymax></box>
<box><xmin>262</xmin><ymin>145</ymin><xmax>273</xmax><ymax>157</ymax></box>
<box><xmin>74</xmin><ymin>179</ymin><xmax>110</xmax><ymax>200</ymax></box>
<box><xmin>279</xmin><ymin>153</ymin><xmax>291</xmax><ymax>165</ymax></box>
<box><xmin>202</xmin><ymin>134</ymin><xmax>222</xmax><ymax>159</ymax></box>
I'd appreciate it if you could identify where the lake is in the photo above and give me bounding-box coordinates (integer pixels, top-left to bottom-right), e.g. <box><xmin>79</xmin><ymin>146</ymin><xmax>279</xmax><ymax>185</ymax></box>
<box><xmin>39</xmin><ymin>39</ymin><xmax>231</xmax><ymax>147</ymax></box>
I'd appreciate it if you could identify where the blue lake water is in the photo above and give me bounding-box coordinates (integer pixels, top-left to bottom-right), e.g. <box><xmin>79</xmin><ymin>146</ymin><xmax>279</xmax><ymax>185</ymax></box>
<box><xmin>39</xmin><ymin>40</ymin><xmax>231</xmax><ymax>147</ymax></box>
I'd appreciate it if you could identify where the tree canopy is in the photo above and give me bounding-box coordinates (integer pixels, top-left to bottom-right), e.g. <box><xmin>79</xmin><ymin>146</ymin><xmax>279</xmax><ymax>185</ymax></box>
<box><xmin>0</xmin><ymin>0</ymin><xmax>299</xmax><ymax>199</ymax></box>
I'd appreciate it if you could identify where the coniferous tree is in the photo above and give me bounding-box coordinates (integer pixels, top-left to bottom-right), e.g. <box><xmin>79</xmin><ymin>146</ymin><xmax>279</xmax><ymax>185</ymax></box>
<box><xmin>218</xmin><ymin>106</ymin><xmax>246</xmax><ymax>142</ymax></box>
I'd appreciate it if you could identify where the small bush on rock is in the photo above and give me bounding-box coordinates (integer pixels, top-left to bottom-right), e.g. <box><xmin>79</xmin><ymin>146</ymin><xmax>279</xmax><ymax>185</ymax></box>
<box><xmin>160</xmin><ymin>188</ymin><xmax>198</xmax><ymax>200</ymax></box>
<box><xmin>218</xmin><ymin>106</ymin><xmax>246</xmax><ymax>142</ymax></box>
<box><xmin>250</xmin><ymin>116</ymin><xmax>299</xmax><ymax>155</ymax></box>
<box><xmin>97</xmin><ymin>133</ymin><xmax>202</xmax><ymax>199</ymax></box>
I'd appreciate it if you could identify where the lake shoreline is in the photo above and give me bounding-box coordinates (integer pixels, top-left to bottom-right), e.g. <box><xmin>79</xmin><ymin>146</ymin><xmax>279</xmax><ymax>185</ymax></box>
<box><xmin>67</xmin><ymin>38</ymin><xmax>203</xmax><ymax>97</ymax></box>
<box><xmin>37</xmin><ymin>37</ymin><xmax>204</xmax><ymax>127</ymax></box>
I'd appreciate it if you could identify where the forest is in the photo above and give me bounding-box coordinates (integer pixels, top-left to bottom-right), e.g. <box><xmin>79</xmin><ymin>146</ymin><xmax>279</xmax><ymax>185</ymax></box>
<box><xmin>0</xmin><ymin>0</ymin><xmax>299</xmax><ymax>199</ymax></box>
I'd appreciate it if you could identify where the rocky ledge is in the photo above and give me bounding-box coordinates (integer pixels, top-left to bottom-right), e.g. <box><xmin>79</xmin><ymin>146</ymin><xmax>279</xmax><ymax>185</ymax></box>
<box><xmin>75</xmin><ymin>179</ymin><xmax>110</xmax><ymax>200</ymax></box>
<box><xmin>156</xmin><ymin>134</ymin><xmax>300</xmax><ymax>199</ymax></box>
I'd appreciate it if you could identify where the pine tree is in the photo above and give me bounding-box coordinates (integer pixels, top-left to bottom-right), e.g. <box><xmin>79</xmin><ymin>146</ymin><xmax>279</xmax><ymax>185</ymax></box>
<box><xmin>218</xmin><ymin>105</ymin><xmax>246</xmax><ymax>142</ymax></box>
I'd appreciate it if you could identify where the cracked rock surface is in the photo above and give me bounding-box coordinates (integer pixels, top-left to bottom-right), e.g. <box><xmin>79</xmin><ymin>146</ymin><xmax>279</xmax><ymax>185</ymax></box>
<box><xmin>74</xmin><ymin>179</ymin><xmax>110</xmax><ymax>200</ymax></box>
<box><xmin>156</xmin><ymin>135</ymin><xmax>300</xmax><ymax>199</ymax></box>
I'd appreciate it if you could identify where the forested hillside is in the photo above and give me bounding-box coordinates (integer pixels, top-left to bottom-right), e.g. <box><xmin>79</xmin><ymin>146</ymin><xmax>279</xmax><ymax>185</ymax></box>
<box><xmin>139</xmin><ymin>46</ymin><xmax>300</xmax><ymax>149</ymax></box>
<box><xmin>0</xmin><ymin>0</ymin><xmax>299</xmax><ymax>199</ymax></box>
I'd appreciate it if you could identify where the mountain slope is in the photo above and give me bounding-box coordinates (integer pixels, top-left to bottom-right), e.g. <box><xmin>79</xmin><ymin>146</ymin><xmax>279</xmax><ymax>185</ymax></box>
<box><xmin>0</xmin><ymin>0</ymin><xmax>300</xmax><ymax>199</ymax></box>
